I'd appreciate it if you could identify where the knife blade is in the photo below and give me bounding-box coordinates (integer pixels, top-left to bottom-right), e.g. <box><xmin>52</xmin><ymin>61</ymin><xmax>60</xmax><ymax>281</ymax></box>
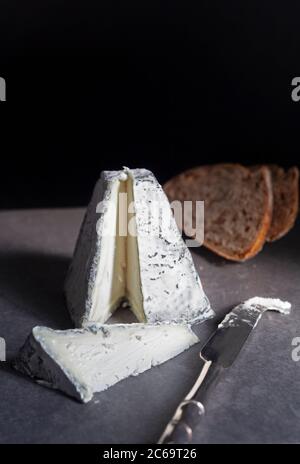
<box><xmin>158</xmin><ymin>297</ymin><xmax>291</xmax><ymax>444</ymax></box>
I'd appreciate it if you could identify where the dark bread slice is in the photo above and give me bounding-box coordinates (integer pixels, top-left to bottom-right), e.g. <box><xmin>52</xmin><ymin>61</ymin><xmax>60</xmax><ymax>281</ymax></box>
<box><xmin>164</xmin><ymin>164</ymin><xmax>273</xmax><ymax>262</ymax></box>
<box><xmin>266</xmin><ymin>165</ymin><xmax>299</xmax><ymax>242</ymax></box>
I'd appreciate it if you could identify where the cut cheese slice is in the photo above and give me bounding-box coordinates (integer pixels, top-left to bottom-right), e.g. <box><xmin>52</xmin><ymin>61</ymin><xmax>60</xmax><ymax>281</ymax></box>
<box><xmin>14</xmin><ymin>323</ymin><xmax>199</xmax><ymax>403</ymax></box>
<box><xmin>65</xmin><ymin>168</ymin><xmax>213</xmax><ymax>326</ymax></box>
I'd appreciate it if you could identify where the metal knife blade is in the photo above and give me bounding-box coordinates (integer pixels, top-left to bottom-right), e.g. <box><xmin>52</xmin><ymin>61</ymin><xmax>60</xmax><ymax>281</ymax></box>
<box><xmin>201</xmin><ymin>302</ymin><xmax>266</xmax><ymax>367</ymax></box>
<box><xmin>158</xmin><ymin>297</ymin><xmax>291</xmax><ymax>444</ymax></box>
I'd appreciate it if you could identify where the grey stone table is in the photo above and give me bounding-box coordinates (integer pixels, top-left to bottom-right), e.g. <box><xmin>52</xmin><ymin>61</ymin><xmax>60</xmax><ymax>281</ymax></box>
<box><xmin>0</xmin><ymin>209</ymin><xmax>299</xmax><ymax>444</ymax></box>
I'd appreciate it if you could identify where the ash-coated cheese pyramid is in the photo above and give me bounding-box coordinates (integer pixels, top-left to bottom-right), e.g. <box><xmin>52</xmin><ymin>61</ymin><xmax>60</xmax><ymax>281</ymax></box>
<box><xmin>14</xmin><ymin>167</ymin><xmax>214</xmax><ymax>403</ymax></box>
<box><xmin>65</xmin><ymin>167</ymin><xmax>213</xmax><ymax>327</ymax></box>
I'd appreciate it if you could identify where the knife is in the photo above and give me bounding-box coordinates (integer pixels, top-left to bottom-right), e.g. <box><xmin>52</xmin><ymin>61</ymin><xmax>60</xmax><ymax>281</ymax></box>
<box><xmin>158</xmin><ymin>297</ymin><xmax>291</xmax><ymax>444</ymax></box>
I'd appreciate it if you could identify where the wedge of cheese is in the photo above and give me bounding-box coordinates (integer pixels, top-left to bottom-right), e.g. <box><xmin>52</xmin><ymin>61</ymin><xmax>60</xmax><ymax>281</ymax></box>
<box><xmin>14</xmin><ymin>323</ymin><xmax>199</xmax><ymax>403</ymax></box>
<box><xmin>65</xmin><ymin>167</ymin><xmax>213</xmax><ymax>327</ymax></box>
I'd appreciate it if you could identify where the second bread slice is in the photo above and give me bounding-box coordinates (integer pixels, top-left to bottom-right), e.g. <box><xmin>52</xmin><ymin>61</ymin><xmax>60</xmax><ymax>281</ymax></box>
<box><xmin>267</xmin><ymin>165</ymin><xmax>299</xmax><ymax>242</ymax></box>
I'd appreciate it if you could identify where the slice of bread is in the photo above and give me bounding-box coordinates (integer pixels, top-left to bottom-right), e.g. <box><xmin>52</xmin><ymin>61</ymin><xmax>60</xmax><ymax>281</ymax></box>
<box><xmin>164</xmin><ymin>164</ymin><xmax>273</xmax><ymax>262</ymax></box>
<box><xmin>266</xmin><ymin>165</ymin><xmax>299</xmax><ymax>242</ymax></box>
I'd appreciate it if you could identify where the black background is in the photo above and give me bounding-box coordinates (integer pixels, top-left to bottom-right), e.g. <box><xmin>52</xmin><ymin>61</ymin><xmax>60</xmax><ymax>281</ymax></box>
<box><xmin>0</xmin><ymin>1</ymin><xmax>299</xmax><ymax>209</ymax></box>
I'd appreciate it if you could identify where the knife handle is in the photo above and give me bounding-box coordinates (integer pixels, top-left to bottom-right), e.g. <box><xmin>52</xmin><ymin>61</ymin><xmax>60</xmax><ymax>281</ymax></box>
<box><xmin>158</xmin><ymin>362</ymin><xmax>223</xmax><ymax>444</ymax></box>
<box><xmin>158</xmin><ymin>399</ymin><xmax>205</xmax><ymax>444</ymax></box>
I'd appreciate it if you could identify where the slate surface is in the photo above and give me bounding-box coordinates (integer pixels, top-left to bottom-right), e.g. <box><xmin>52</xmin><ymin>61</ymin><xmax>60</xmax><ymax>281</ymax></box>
<box><xmin>0</xmin><ymin>208</ymin><xmax>299</xmax><ymax>444</ymax></box>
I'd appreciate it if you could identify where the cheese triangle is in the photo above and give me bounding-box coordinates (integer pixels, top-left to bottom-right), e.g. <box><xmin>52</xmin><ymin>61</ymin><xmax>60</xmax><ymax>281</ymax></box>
<box><xmin>14</xmin><ymin>323</ymin><xmax>199</xmax><ymax>403</ymax></box>
<box><xmin>65</xmin><ymin>168</ymin><xmax>213</xmax><ymax>327</ymax></box>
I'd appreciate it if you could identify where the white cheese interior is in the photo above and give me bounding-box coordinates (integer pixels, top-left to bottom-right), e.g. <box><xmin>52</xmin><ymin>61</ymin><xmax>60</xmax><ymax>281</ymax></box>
<box><xmin>91</xmin><ymin>174</ymin><xmax>145</xmax><ymax>323</ymax></box>
<box><xmin>126</xmin><ymin>175</ymin><xmax>145</xmax><ymax>322</ymax></box>
<box><xmin>34</xmin><ymin>324</ymin><xmax>199</xmax><ymax>402</ymax></box>
<box><xmin>91</xmin><ymin>179</ymin><xmax>127</xmax><ymax>323</ymax></box>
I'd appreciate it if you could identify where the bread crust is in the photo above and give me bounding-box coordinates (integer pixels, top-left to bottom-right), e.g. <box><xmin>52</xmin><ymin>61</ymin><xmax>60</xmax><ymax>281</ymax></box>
<box><xmin>164</xmin><ymin>164</ymin><xmax>273</xmax><ymax>262</ymax></box>
<box><xmin>266</xmin><ymin>165</ymin><xmax>299</xmax><ymax>242</ymax></box>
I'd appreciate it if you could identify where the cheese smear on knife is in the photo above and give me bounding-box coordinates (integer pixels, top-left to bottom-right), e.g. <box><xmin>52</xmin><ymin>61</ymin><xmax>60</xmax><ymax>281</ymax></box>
<box><xmin>14</xmin><ymin>324</ymin><xmax>199</xmax><ymax>403</ymax></box>
<box><xmin>65</xmin><ymin>167</ymin><xmax>213</xmax><ymax>327</ymax></box>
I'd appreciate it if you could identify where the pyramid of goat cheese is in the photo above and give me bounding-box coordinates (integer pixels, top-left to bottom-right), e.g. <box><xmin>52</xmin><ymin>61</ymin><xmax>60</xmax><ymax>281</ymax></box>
<box><xmin>65</xmin><ymin>168</ymin><xmax>213</xmax><ymax>326</ymax></box>
<box><xmin>14</xmin><ymin>323</ymin><xmax>199</xmax><ymax>403</ymax></box>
